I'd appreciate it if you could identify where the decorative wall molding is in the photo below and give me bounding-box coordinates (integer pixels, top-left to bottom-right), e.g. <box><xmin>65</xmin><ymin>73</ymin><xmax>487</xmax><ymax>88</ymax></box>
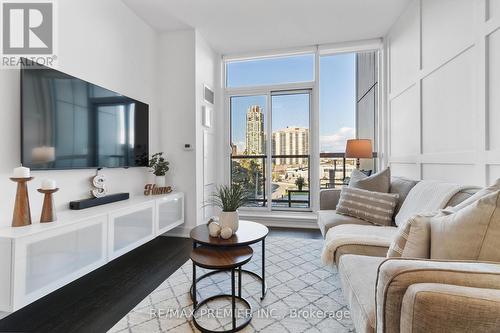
<box><xmin>386</xmin><ymin>0</ymin><xmax>499</xmax><ymax>186</ymax></box>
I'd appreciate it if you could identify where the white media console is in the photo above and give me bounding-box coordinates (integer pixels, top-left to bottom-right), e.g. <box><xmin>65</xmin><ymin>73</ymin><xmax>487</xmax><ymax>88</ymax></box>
<box><xmin>0</xmin><ymin>192</ymin><xmax>184</xmax><ymax>313</ymax></box>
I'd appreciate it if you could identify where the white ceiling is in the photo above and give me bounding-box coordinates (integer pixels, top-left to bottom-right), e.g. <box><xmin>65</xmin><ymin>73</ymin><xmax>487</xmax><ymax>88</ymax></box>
<box><xmin>123</xmin><ymin>0</ymin><xmax>411</xmax><ymax>55</ymax></box>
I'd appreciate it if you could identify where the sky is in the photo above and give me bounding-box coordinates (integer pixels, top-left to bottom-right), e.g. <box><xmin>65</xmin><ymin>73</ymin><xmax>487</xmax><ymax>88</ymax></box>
<box><xmin>228</xmin><ymin>53</ymin><xmax>356</xmax><ymax>154</ymax></box>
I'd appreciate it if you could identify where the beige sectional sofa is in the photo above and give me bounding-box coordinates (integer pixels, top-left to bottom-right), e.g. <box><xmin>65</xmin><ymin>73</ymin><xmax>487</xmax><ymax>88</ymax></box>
<box><xmin>319</xmin><ymin>178</ymin><xmax>500</xmax><ymax>333</ymax></box>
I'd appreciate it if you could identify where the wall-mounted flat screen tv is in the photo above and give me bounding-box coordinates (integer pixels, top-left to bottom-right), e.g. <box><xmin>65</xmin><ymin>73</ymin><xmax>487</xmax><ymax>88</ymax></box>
<box><xmin>21</xmin><ymin>61</ymin><xmax>149</xmax><ymax>170</ymax></box>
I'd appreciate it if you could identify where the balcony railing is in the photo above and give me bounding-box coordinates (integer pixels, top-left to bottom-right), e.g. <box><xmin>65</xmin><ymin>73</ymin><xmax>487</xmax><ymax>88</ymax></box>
<box><xmin>320</xmin><ymin>152</ymin><xmax>378</xmax><ymax>189</ymax></box>
<box><xmin>230</xmin><ymin>152</ymin><xmax>377</xmax><ymax>208</ymax></box>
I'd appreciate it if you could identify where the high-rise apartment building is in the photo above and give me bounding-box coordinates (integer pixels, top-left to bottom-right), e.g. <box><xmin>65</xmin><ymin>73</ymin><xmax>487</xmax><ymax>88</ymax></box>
<box><xmin>245</xmin><ymin>105</ymin><xmax>265</xmax><ymax>155</ymax></box>
<box><xmin>273</xmin><ymin>127</ymin><xmax>309</xmax><ymax>165</ymax></box>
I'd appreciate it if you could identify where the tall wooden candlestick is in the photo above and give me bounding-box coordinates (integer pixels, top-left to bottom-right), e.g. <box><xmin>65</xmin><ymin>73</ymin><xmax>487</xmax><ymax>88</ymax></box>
<box><xmin>10</xmin><ymin>177</ymin><xmax>34</xmax><ymax>227</ymax></box>
<box><xmin>38</xmin><ymin>188</ymin><xmax>59</xmax><ymax>223</ymax></box>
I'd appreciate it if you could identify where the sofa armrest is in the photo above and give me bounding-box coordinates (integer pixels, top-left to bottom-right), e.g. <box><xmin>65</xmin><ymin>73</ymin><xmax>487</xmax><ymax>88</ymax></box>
<box><xmin>400</xmin><ymin>283</ymin><xmax>500</xmax><ymax>333</ymax></box>
<box><xmin>375</xmin><ymin>258</ymin><xmax>500</xmax><ymax>333</ymax></box>
<box><xmin>319</xmin><ymin>188</ymin><xmax>341</xmax><ymax>210</ymax></box>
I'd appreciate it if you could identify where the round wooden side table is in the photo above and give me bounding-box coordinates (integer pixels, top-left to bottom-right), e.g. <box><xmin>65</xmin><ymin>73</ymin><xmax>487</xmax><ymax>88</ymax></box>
<box><xmin>190</xmin><ymin>220</ymin><xmax>269</xmax><ymax>300</ymax></box>
<box><xmin>191</xmin><ymin>245</ymin><xmax>253</xmax><ymax>333</ymax></box>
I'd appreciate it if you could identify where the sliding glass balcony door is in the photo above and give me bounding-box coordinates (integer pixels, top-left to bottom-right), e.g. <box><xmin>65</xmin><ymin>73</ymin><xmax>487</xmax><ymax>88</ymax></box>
<box><xmin>230</xmin><ymin>95</ymin><xmax>267</xmax><ymax>207</ymax></box>
<box><xmin>230</xmin><ymin>91</ymin><xmax>311</xmax><ymax>210</ymax></box>
<box><xmin>271</xmin><ymin>91</ymin><xmax>310</xmax><ymax>209</ymax></box>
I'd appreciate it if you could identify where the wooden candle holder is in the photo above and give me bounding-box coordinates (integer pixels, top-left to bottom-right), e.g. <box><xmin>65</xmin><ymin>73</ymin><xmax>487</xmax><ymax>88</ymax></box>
<box><xmin>10</xmin><ymin>177</ymin><xmax>34</xmax><ymax>227</ymax></box>
<box><xmin>37</xmin><ymin>188</ymin><xmax>59</xmax><ymax>223</ymax></box>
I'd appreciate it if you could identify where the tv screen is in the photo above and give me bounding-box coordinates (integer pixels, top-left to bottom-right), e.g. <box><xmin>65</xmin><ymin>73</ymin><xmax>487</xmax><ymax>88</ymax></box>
<box><xmin>21</xmin><ymin>62</ymin><xmax>149</xmax><ymax>170</ymax></box>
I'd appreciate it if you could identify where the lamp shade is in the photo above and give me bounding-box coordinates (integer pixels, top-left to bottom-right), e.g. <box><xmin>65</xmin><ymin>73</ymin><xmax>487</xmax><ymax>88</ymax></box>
<box><xmin>345</xmin><ymin>139</ymin><xmax>372</xmax><ymax>159</ymax></box>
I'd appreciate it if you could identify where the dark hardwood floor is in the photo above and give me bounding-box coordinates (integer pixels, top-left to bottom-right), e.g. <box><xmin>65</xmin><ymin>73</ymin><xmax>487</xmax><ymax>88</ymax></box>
<box><xmin>0</xmin><ymin>227</ymin><xmax>321</xmax><ymax>333</ymax></box>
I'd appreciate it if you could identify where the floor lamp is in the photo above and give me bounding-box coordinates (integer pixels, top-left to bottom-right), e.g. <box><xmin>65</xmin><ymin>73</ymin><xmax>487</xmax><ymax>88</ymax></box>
<box><xmin>345</xmin><ymin>139</ymin><xmax>373</xmax><ymax>170</ymax></box>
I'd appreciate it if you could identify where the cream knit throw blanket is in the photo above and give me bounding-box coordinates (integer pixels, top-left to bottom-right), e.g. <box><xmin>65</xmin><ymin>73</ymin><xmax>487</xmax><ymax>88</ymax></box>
<box><xmin>321</xmin><ymin>180</ymin><xmax>471</xmax><ymax>266</ymax></box>
<box><xmin>394</xmin><ymin>180</ymin><xmax>469</xmax><ymax>226</ymax></box>
<box><xmin>321</xmin><ymin>224</ymin><xmax>398</xmax><ymax>265</ymax></box>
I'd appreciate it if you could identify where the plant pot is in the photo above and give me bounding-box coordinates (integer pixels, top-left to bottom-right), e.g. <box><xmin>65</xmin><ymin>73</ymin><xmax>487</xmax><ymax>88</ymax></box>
<box><xmin>298</xmin><ymin>185</ymin><xmax>303</xmax><ymax>191</ymax></box>
<box><xmin>219</xmin><ymin>211</ymin><xmax>239</xmax><ymax>234</ymax></box>
<box><xmin>155</xmin><ymin>175</ymin><xmax>166</xmax><ymax>187</ymax></box>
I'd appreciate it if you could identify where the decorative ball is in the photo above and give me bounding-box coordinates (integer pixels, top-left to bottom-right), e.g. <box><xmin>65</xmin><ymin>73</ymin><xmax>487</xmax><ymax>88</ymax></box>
<box><xmin>220</xmin><ymin>227</ymin><xmax>233</xmax><ymax>240</ymax></box>
<box><xmin>208</xmin><ymin>222</ymin><xmax>221</xmax><ymax>237</ymax></box>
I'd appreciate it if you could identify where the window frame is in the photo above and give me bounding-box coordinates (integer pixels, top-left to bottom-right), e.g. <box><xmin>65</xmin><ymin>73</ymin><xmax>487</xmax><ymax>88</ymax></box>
<box><xmin>223</xmin><ymin>41</ymin><xmax>384</xmax><ymax>213</ymax></box>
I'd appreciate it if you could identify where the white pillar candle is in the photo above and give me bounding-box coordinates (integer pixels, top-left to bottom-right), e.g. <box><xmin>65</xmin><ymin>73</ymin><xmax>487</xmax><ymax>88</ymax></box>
<box><xmin>13</xmin><ymin>166</ymin><xmax>30</xmax><ymax>178</ymax></box>
<box><xmin>41</xmin><ymin>179</ymin><xmax>56</xmax><ymax>190</ymax></box>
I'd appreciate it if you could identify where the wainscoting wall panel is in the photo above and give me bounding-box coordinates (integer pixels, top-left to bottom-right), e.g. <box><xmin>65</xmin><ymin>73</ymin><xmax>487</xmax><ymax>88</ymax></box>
<box><xmin>421</xmin><ymin>48</ymin><xmax>476</xmax><ymax>154</ymax></box>
<box><xmin>390</xmin><ymin>86</ymin><xmax>419</xmax><ymax>157</ymax></box>
<box><xmin>386</xmin><ymin>0</ymin><xmax>500</xmax><ymax>186</ymax></box>
<box><xmin>422</xmin><ymin>164</ymin><xmax>478</xmax><ymax>185</ymax></box>
<box><xmin>421</xmin><ymin>0</ymin><xmax>475</xmax><ymax>70</ymax></box>
<box><xmin>488</xmin><ymin>0</ymin><xmax>500</xmax><ymax>20</ymax></box>
<box><xmin>389</xmin><ymin>0</ymin><xmax>419</xmax><ymax>94</ymax></box>
<box><xmin>391</xmin><ymin>163</ymin><xmax>420</xmax><ymax>180</ymax></box>
<box><xmin>488</xmin><ymin>29</ymin><xmax>500</xmax><ymax>150</ymax></box>
<box><xmin>487</xmin><ymin>165</ymin><xmax>500</xmax><ymax>184</ymax></box>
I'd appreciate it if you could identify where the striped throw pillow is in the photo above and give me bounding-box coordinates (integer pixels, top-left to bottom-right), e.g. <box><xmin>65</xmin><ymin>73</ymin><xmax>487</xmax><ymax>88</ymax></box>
<box><xmin>387</xmin><ymin>211</ymin><xmax>449</xmax><ymax>258</ymax></box>
<box><xmin>336</xmin><ymin>187</ymin><xmax>399</xmax><ymax>226</ymax></box>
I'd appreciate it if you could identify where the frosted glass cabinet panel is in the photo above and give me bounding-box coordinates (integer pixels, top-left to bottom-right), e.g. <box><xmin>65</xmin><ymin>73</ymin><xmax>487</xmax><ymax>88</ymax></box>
<box><xmin>26</xmin><ymin>222</ymin><xmax>103</xmax><ymax>294</ymax></box>
<box><xmin>157</xmin><ymin>193</ymin><xmax>184</xmax><ymax>234</ymax></box>
<box><xmin>110</xmin><ymin>202</ymin><xmax>155</xmax><ymax>259</ymax></box>
<box><xmin>13</xmin><ymin>216</ymin><xmax>107</xmax><ymax>310</ymax></box>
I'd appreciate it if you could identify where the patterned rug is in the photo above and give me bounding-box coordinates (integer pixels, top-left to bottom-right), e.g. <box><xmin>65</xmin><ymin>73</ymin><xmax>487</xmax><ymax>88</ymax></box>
<box><xmin>108</xmin><ymin>237</ymin><xmax>355</xmax><ymax>333</ymax></box>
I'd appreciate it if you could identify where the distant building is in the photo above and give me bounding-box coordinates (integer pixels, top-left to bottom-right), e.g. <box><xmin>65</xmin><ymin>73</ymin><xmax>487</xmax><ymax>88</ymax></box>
<box><xmin>273</xmin><ymin>127</ymin><xmax>309</xmax><ymax>165</ymax></box>
<box><xmin>245</xmin><ymin>105</ymin><xmax>264</xmax><ymax>155</ymax></box>
<box><xmin>230</xmin><ymin>143</ymin><xmax>238</xmax><ymax>156</ymax></box>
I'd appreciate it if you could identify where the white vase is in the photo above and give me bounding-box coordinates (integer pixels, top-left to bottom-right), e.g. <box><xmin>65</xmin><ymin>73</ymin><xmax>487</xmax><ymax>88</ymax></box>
<box><xmin>219</xmin><ymin>211</ymin><xmax>239</xmax><ymax>234</ymax></box>
<box><xmin>155</xmin><ymin>175</ymin><xmax>166</xmax><ymax>187</ymax></box>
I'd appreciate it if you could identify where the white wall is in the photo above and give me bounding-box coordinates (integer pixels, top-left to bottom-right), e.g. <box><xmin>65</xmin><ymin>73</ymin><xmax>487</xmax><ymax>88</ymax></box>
<box><xmin>195</xmin><ymin>31</ymin><xmax>220</xmax><ymax>224</ymax></box>
<box><xmin>385</xmin><ymin>0</ymin><xmax>500</xmax><ymax>185</ymax></box>
<box><xmin>158</xmin><ymin>30</ymin><xmax>220</xmax><ymax>234</ymax></box>
<box><xmin>0</xmin><ymin>0</ymin><xmax>159</xmax><ymax>226</ymax></box>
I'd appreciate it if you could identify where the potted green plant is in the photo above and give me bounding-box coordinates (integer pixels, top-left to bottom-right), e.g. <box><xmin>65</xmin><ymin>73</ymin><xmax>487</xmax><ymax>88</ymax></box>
<box><xmin>211</xmin><ymin>184</ymin><xmax>248</xmax><ymax>235</ymax></box>
<box><xmin>149</xmin><ymin>152</ymin><xmax>170</xmax><ymax>187</ymax></box>
<box><xmin>295</xmin><ymin>176</ymin><xmax>306</xmax><ymax>191</ymax></box>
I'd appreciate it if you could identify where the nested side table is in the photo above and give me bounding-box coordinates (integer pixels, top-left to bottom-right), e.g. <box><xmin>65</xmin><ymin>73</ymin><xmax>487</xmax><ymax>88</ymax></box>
<box><xmin>190</xmin><ymin>220</ymin><xmax>269</xmax><ymax>300</ymax></box>
<box><xmin>191</xmin><ymin>245</ymin><xmax>253</xmax><ymax>333</ymax></box>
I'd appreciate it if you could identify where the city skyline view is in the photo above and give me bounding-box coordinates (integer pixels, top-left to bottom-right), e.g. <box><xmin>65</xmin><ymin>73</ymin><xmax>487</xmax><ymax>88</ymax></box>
<box><xmin>230</xmin><ymin>53</ymin><xmax>356</xmax><ymax>155</ymax></box>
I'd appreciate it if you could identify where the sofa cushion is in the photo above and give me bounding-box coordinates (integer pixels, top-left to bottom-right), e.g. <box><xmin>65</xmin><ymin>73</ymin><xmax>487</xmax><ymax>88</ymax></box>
<box><xmin>394</xmin><ymin>180</ymin><xmax>469</xmax><ymax>227</ymax></box>
<box><xmin>430</xmin><ymin>191</ymin><xmax>500</xmax><ymax>261</ymax></box>
<box><xmin>349</xmin><ymin>167</ymin><xmax>391</xmax><ymax>193</ymax></box>
<box><xmin>445</xmin><ymin>188</ymin><xmax>481</xmax><ymax>209</ymax></box>
<box><xmin>339</xmin><ymin>255</ymin><xmax>385</xmax><ymax>333</ymax></box>
<box><xmin>334</xmin><ymin>244</ymin><xmax>390</xmax><ymax>266</ymax></box>
<box><xmin>387</xmin><ymin>212</ymin><xmax>446</xmax><ymax>259</ymax></box>
<box><xmin>317</xmin><ymin>210</ymin><xmax>372</xmax><ymax>237</ymax></box>
<box><xmin>336</xmin><ymin>187</ymin><xmax>399</xmax><ymax>226</ymax></box>
<box><xmin>390</xmin><ymin>177</ymin><xmax>419</xmax><ymax>216</ymax></box>
<box><xmin>447</xmin><ymin>179</ymin><xmax>499</xmax><ymax>212</ymax></box>
<box><xmin>321</xmin><ymin>224</ymin><xmax>398</xmax><ymax>265</ymax></box>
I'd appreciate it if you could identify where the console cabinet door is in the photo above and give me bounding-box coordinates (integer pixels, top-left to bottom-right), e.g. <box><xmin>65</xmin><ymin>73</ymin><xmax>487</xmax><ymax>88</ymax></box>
<box><xmin>156</xmin><ymin>193</ymin><xmax>184</xmax><ymax>235</ymax></box>
<box><xmin>12</xmin><ymin>216</ymin><xmax>108</xmax><ymax>310</ymax></box>
<box><xmin>109</xmin><ymin>201</ymin><xmax>155</xmax><ymax>260</ymax></box>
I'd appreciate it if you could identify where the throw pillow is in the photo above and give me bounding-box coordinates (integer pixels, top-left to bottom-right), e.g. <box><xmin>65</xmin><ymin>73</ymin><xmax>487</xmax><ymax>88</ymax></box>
<box><xmin>430</xmin><ymin>191</ymin><xmax>500</xmax><ymax>261</ymax></box>
<box><xmin>336</xmin><ymin>187</ymin><xmax>399</xmax><ymax>226</ymax></box>
<box><xmin>348</xmin><ymin>167</ymin><xmax>391</xmax><ymax>193</ymax></box>
<box><xmin>390</xmin><ymin>177</ymin><xmax>419</xmax><ymax>216</ymax></box>
<box><xmin>446</xmin><ymin>178</ymin><xmax>500</xmax><ymax>212</ymax></box>
<box><xmin>387</xmin><ymin>211</ymin><xmax>448</xmax><ymax>258</ymax></box>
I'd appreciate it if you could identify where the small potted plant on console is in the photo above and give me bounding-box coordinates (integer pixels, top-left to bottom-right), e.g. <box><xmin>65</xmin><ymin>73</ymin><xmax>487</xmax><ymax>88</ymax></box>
<box><xmin>149</xmin><ymin>152</ymin><xmax>170</xmax><ymax>187</ymax></box>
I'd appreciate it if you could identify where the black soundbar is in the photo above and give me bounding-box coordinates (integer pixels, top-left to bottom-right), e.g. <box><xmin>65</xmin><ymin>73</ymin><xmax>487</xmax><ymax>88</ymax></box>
<box><xmin>69</xmin><ymin>193</ymin><xmax>130</xmax><ymax>210</ymax></box>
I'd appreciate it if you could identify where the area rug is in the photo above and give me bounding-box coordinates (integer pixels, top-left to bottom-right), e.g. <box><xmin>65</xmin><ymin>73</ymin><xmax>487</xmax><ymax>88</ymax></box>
<box><xmin>108</xmin><ymin>237</ymin><xmax>355</xmax><ymax>333</ymax></box>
